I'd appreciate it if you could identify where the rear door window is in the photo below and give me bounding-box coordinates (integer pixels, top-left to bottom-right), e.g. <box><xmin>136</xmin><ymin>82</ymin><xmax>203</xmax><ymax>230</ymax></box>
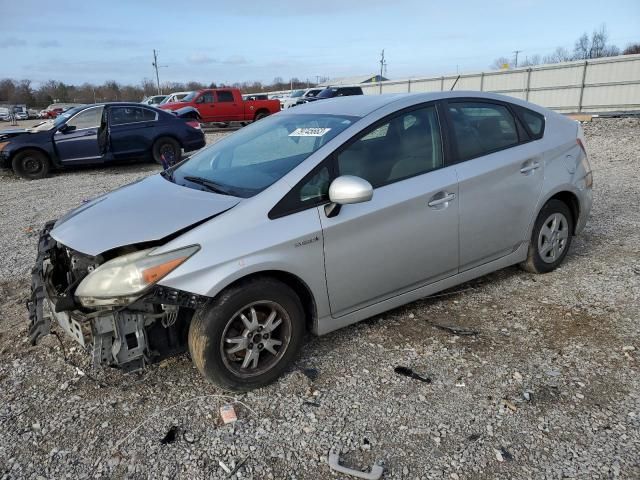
<box><xmin>110</xmin><ymin>107</ymin><xmax>156</xmax><ymax>125</ymax></box>
<box><xmin>447</xmin><ymin>102</ymin><xmax>519</xmax><ymax>161</ymax></box>
<box><xmin>217</xmin><ymin>90</ymin><xmax>235</xmax><ymax>102</ymax></box>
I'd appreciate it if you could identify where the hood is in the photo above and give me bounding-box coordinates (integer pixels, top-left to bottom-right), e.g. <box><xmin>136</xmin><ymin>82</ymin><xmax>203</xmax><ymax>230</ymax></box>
<box><xmin>0</xmin><ymin>129</ymin><xmax>29</xmax><ymax>140</ymax></box>
<box><xmin>51</xmin><ymin>174</ymin><xmax>241</xmax><ymax>256</ymax></box>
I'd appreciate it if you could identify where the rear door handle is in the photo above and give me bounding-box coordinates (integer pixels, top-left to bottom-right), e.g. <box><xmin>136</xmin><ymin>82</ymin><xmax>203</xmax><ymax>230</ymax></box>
<box><xmin>520</xmin><ymin>162</ymin><xmax>540</xmax><ymax>174</ymax></box>
<box><xmin>428</xmin><ymin>192</ymin><xmax>456</xmax><ymax>207</ymax></box>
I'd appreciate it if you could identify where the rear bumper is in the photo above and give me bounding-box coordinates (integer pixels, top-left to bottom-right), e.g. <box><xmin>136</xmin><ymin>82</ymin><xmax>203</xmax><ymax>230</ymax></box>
<box><xmin>575</xmin><ymin>187</ymin><xmax>592</xmax><ymax>235</ymax></box>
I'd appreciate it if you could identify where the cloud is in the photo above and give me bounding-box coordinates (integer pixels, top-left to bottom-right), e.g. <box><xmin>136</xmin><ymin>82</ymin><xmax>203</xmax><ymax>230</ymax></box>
<box><xmin>222</xmin><ymin>55</ymin><xmax>248</xmax><ymax>65</ymax></box>
<box><xmin>38</xmin><ymin>40</ymin><xmax>61</xmax><ymax>48</ymax></box>
<box><xmin>0</xmin><ymin>37</ymin><xmax>27</xmax><ymax>48</ymax></box>
<box><xmin>188</xmin><ymin>53</ymin><xmax>216</xmax><ymax>64</ymax></box>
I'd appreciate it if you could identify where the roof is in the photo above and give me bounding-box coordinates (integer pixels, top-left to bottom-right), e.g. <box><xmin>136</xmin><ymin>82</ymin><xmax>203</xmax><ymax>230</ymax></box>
<box><xmin>320</xmin><ymin>74</ymin><xmax>388</xmax><ymax>86</ymax></box>
<box><xmin>278</xmin><ymin>91</ymin><xmax>549</xmax><ymax>118</ymax></box>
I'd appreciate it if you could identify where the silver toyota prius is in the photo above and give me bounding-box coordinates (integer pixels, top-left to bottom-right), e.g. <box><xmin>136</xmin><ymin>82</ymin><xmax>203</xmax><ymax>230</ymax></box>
<box><xmin>29</xmin><ymin>92</ymin><xmax>593</xmax><ymax>390</ymax></box>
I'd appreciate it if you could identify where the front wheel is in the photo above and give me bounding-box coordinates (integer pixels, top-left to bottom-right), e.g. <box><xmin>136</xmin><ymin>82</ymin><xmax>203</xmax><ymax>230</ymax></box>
<box><xmin>520</xmin><ymin>199</ymin><xmax>574</xmax><ymax>274</ymax></box>
<box><xmin>188</xmin><ymin>278</ymin><xmax>305</xmax><ymax>391</ymax></box>
<box><xmin>12</xmin><ymin>149</ymin><xmax>51</xmax><ymax>180</ymax></box>
<box><xmin>152</xmin><ymin>137</ymin><xmax>181</xmax><ymax>166</ymax></box>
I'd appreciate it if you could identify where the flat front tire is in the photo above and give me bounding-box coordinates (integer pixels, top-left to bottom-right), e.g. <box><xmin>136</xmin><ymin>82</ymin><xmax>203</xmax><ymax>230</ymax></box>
<box><xmin>520</xmin><ymin>199</ymin><xmax>574</xmax><ymax>274</ymax></box>
<box><xmin>188</xmin><ymin>278</ymin><xmax>305</xmax><ymax>391</ymax></box>
<box><xmin>12</xmin><ymin>149</ymin><xmax>51</xmax><ymax>180</ymax></box>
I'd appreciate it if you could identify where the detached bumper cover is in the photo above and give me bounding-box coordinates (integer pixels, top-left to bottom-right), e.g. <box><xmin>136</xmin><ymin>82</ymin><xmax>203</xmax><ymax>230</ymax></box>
<box><xmin>27</xmin><ymin>220</ymin><xmax>57</xmax><ymax>345</ymax></box>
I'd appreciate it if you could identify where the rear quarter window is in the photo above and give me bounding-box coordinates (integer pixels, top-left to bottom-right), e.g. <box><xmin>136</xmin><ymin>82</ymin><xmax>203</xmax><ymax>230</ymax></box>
<box><xmin>517</xmin><ymin>107</ymin><xmax>545</xmax><ymax>139</ymax></box>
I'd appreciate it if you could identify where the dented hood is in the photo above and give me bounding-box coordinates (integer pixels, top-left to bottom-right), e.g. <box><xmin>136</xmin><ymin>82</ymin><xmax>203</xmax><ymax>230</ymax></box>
<box><xmin>51</xmin><ymin>174</ymin><xmax>241</xmax><ymax>256</ymax></box>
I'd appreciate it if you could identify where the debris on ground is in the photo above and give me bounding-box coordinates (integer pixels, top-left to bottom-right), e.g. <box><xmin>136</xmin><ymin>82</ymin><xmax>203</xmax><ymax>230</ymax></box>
<box><xmin>160</xmin><ymin>426</ymin><xmax>179</xmax><ymax>445</ymax></box>
<box><xmin>429</xmin><ymin>322</ymin><xmax>478</xmax><ymax>336</ymax></box>
<box><xmin>328</xmin><ymin>448</ymin><xmax>384</xmax><ymax>480</ymax></box>
<box><xmin>220</xmin><ymin>404</ymin><xmax>237</xmax><ymax>424</ymax></box>
<box><xmin>301</xmin><ymin>367</ymin><xmax>319</xmax><ymax>381</ymax></box>
<box><xmin>394</xmin><ymin>366</ymin><xmax>432</xmax><ymax>383</ymax></box>
<box><xmin>502</xmin><ymin>399</ymin><xmax>518</xmax><ymax>412</ymax></box>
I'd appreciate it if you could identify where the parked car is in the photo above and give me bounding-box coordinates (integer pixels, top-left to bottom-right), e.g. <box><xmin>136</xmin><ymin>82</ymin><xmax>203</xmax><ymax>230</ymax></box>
<box><xmin>282</xmin><ymin>88</ymin><xmax>323</xmax><ymax>109</ymax></box>
<box><xmin>160</xmin><ymin>91</ymin><xmax>191</xmax><ymax>105</ymax></box>
<box><xmin>0</xmin><ymin>103</ymin><xmax>205</xmax><ymax>179</ymax></box>
<box><xmin>27</xmin><ymin>92</ymin><xmax>592</xmax><ymax>390</ymax></box>
<box><xmin>141</xmin><ymin>95</ymin><xmax>168</xmax><ymax>106</ymax></box>
<box><xmin>15</xmin><ymin>111</ymin><xmax>29</xmax><ymax>121</ymax></box>
<box><xmin>300</xmin><ymin>86</ymin><xmax>364</xmax><ymax>104</ymax></box>
<box><xmin>159</xmin><ymin>88</ymin><xmax>280</xmax><ymax>123</ymax></box>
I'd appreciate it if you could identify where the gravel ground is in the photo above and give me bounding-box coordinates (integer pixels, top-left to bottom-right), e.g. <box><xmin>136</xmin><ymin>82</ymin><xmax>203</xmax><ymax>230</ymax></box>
<box><xmin>0</xmin><ymin>119</ymin><xmax>638</xmax><ymax>479</ymax></box>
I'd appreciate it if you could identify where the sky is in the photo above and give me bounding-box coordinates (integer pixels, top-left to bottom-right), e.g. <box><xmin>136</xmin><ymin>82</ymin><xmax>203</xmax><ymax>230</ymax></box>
<box><xmin>1</xmin><ymin>0</ymin><xmax>639</xmax><ymax>87</ymax></box>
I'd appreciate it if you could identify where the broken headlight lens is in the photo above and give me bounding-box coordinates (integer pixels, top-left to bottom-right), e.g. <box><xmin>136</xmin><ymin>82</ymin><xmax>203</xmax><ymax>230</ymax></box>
<box><xmin>75</xmin><ymin>245</ymin><xmax>199</xmax><ymax>307</ymax></box>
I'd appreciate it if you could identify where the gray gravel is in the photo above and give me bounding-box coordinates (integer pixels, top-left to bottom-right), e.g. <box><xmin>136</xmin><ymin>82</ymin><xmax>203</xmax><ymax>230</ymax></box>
<box><xmin>0</xmin><ymin>119</ymin><xmax>639</xmax><ymax>479</ymax></box>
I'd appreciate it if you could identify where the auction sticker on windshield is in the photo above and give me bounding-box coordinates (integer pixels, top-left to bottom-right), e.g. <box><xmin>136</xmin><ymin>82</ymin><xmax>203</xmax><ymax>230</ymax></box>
<box><xmin>289</xmin><ymin>127</ymin><xmax>331</xmax><ymax>137</ymax></box>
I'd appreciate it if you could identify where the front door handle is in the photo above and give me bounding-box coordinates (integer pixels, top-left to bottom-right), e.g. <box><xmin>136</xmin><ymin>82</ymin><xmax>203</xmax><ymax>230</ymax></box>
<box><xmin>520</xmin><ymin>162</ymin><xmax>540</xmax><ymax>174</ymax></box>
<box><xmin>84</xmin><ymin>130</ymin><xmax>97</xmax><ymax>136</ymax></box>
<box><xmin>428</xmin><ymin>192</ymin><xmax>456</xmax><ymax>208</ymax></box>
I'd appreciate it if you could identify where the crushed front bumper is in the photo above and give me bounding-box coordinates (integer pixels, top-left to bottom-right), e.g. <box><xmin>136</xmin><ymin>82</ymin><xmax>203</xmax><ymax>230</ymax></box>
<box><xmin>27</xmin><ymin>222</ymin><xmax>206</xmax><ymax>372</ymax></box>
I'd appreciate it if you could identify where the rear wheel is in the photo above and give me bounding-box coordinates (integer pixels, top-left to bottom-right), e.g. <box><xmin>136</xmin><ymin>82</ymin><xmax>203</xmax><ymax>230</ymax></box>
<box><xmin>188</xmin><ymin>278</ymin><xmax>305</xmax><ymax>391</ymax></box>
<box><xmin>254</xmin><ymin>111</ymin><xmax>269</xmax><ymax>121</ymax></box>
<box><xmin>520</xmin><ymin>199</ymin><xmax>573</xmax><ymax>273</ymax></box>
<box><xmin>152</xmin><ymin>137</ymin><xmax>181</xmax><ymax>166</ymax></box>
<box><xmin>12</xmin><ymin>149</ymin><xmax>51</xmax><ymax>180</ymax></box>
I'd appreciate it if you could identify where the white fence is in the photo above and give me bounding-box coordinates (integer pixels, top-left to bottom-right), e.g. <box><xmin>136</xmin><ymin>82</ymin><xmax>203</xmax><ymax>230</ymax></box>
<box><xmin>358</xmin><ymin>54</ymin><xmax>640</xmax><ymax>113</ymax></box>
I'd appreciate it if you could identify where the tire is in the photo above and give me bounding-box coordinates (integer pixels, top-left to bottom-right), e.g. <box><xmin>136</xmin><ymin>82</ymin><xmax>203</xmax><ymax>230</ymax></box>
<box><xmin>12</xmin><ymin>149</ymin><xmax>51</xmax><ymax>180</ymax></box>
<box><xmin>520</xmin><ymin>199</ymin><xmax>574</xmax><ymax>274</ymax></box>
<box><xmin>152</xmin><ymin>137</ymin><xmax>181</xmax><ymax>165</ymax></box>
<box><xmin>188</xmin><ymin>278</ymin><xmax>305</xmax><ymax>391</ymax></box>
<box><xmin>254</xmin><ymin>111</ymin><xmax>268</xmax><ymax>121</ymax></box>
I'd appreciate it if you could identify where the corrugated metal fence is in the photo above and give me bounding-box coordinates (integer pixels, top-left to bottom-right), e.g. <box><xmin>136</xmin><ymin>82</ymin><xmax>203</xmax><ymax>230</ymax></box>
<box><xmin>358</xmin><ymin>54</ymin><xmax>640</xmax><ymax>113</ymax></box>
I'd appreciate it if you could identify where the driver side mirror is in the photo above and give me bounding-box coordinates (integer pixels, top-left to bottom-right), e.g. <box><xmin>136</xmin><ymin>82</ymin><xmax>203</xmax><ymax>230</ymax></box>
<box><xmin>325</xmin><ymin>175</ymin><xmax>373</xmax><ymax>217</ymax></box>
<box><xmin>59</xmin><ymin>124</ymin><xmax>76</xmax><ymax>133</ymax></box>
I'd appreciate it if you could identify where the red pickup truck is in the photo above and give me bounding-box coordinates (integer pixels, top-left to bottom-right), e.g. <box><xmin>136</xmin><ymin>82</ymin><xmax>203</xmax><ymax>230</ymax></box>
<box><xmin>159</xmin><ymin>88</ymin><xmax>280</xmax><ymax>123</ymax></box>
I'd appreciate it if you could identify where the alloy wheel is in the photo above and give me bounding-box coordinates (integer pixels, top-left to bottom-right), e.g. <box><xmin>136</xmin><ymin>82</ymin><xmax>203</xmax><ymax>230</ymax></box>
<box><xmin>220</xmin><ymin>301</ymin><xmax>291</xmax><ymax>378</ymax></box>
<box><xmin>537</xmin><ymin>212</ymin><xmax>569</xmax><ymax>264</ymax></box>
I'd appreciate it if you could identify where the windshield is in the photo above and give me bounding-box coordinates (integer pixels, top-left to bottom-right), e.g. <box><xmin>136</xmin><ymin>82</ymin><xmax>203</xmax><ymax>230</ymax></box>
<box><xmin>171</xmin><ymin>113</ymin><xmax>357</xmax><ymax>198</ymax></box>
<box><xmin>181</xmin><ymin>91</ymin><xmax>198</xmax><ymax>102</ymax></box>
<box><xmin>30</xmin><ymin>106</ymin><xmax>86</xmax><ymax>132</ymax></box>
<box><xmin>317</xmin><ymin>88</ymin><xmax>338</xmax><ymax>99</ymax></box>
<box><xmin>290</xmin><ymin>90</ymin><xmax>305</xmax><ymax>98</ymax></box>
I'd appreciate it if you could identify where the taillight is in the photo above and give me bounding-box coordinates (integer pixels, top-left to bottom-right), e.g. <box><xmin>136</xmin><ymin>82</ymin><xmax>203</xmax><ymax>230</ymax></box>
<box><xmin>186</xmin><ymin>120</ymin><xmax>201</xmax><ymax>130</ymax></box>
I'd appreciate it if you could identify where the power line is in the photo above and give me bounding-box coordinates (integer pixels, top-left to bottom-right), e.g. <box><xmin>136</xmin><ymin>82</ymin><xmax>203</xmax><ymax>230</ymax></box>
<box><xmin>513</xmin><ymin>50</ymin><xmax>522</xmax><ymax>68</ymax></box>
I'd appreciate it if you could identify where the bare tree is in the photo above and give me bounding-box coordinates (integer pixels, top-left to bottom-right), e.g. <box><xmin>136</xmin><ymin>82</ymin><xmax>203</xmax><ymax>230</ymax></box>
<box><xmin>623</xmin><ymin>43</ymin><xmax>640</xmax><ymax>55</ymax></box>
<box><xmin>490</xmin><ymin>56</ymin><xmax>511</xmax><ymax>70</ymax></box>
<box><xmin>543</xmin><ymin>47</ymin><xmax>573</xmax><ymax>64</ymax></box>
<box><xmin>520</xmin><ymin>54</ymin><xmax>541</xmax><ymax>67</ymax></box>
<box><xmin>574</xmin><ymin>25</ymin><xmax>619</xmax><ymax>59</ymax></box>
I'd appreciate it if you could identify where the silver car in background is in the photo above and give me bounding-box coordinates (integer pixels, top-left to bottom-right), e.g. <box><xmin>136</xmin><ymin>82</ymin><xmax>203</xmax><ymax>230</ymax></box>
<box><xmin>29</xmin><ymin>92</ymin><xmax>592</xmax><ymax>390</ymax></box>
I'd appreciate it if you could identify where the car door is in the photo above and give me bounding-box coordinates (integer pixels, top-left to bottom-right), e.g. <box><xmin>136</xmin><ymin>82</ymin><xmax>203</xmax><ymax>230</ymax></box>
<box><xmin>318</xmin><ymin>104</ymin><xmax>459</xmax><ymax>317</ymax></box>
<box><xmin>53</xmin><ymin>106</ymin><xmax>104</xmax><ymax>164</ymax></box>
<box><xmin>445</xmin><ymin>100</ymin><xmax>544</xmax><ymax>271</ymax></box>
<box><xmin>215</xmin><ymin>90</ymin><xmax>240</xmax><ymax>121</ymax></box>
<box><xmin>108</xmin><ymin>106</ymin><xmax>158</xmax><ymax>159</ymax></box>
<box><xmin>195</xmin><ymin>91</ymin><xmax>216</xmax><ymax>122</ymax></box>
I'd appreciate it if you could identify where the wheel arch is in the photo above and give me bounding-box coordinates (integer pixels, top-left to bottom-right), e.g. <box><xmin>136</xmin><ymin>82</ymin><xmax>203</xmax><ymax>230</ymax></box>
<box><xmin>153</xmin><ymin>133</ymin><xmax>184</xmax><ymax>150</ymax></box>
<box><xmin>211</xmin><ymin>270</ymin><xmax>318</xmax><ymax>334</ymax></box>
<box><xmin>253</xmin><ymin>108</ymin><xmax>269</xmax><ymax>121</ymax></box>
<box><xmin>9</xmin><ymin>146</ymin><xmax>56</xmax><ymax>168</ymax></box>
<box><xmin>532</xmin><ymin>186</ymin><xmax>582</xmax><ymax>237</ymax></box>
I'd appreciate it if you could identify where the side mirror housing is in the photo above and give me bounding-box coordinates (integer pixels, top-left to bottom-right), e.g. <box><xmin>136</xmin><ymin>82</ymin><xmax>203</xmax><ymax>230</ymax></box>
<box><xmin>328</xmin><ymin>175</ymin><xmax>373</xmax><ymax>205</ymax></box>
<box><xmin>59</xmin><ymin>124</ymin><xmax>75</xmax><ymax>133</ymax></box>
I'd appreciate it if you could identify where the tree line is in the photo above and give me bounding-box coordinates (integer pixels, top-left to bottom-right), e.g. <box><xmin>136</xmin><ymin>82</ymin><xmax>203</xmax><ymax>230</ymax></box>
<box><xmin>0</xmin><ymin>77</ymin><xmax>322</xmax><ymax>108</ymax></box>
<box><xmin>491</xmin><ymin>25</ymin><xmax>640</xmax><ymax>70</ymax></box>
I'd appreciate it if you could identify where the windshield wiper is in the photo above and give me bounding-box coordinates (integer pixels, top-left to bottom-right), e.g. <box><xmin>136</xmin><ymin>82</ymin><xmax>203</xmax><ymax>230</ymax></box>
<box><xmin>183</xmin><ymin>176</ymin><xmax>233</xmax><ymax>196</ymax></box>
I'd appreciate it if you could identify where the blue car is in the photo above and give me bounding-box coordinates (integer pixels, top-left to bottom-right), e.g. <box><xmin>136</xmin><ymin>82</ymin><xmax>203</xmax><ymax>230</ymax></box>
<box><xmin>0</xmin><ymin>103</ymin><xmax>206</xmax><ymax>179</ymax></box>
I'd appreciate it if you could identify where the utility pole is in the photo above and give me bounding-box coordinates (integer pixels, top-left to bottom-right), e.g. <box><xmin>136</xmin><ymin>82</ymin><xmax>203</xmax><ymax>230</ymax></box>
<box><xmin>379</xmin><ymin>49</ymin><xmax>387</xmax><ymax>94</ymax></box>
<box><xmin>152</xmin><ymin>49</ymin><xmax>168</xmax><ymax>95</ymax></box>
<box><xmin>513</xmin><ymin>50</ymin><xmax>522</xmax><ymax>68</ymax></box>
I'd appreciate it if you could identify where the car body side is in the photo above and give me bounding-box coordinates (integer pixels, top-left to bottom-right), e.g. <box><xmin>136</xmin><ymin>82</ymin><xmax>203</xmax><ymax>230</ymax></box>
<box><xmin>152</xmin><ymin>92</ymin><xmax>591</xmax><ymax>336</ymax></box>
<box><xmin>0</xmin><ymin>103</ymin><xmax>205</xmax><ymax>170</ymax></box>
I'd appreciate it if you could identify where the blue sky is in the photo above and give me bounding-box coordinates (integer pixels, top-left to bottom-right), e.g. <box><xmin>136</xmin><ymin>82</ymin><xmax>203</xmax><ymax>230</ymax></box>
<box><xmin>1</xmin><ymin>0</ymin><xmax>638</xmax><ymax>87</ymax></box>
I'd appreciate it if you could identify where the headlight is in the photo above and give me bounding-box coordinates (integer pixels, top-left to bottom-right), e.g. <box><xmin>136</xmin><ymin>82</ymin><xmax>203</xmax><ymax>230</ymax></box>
<box><xmin>75</xmin><ymin>245</ymin><xmax>199</xmax><ymax>307</ymax></box>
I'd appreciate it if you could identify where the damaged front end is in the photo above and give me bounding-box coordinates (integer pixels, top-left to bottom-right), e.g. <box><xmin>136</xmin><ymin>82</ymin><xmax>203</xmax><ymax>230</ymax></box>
<box><xmin>28</xmin><ymin>221</ymin><xmax>207</xmax><ymax>372</ymax></box>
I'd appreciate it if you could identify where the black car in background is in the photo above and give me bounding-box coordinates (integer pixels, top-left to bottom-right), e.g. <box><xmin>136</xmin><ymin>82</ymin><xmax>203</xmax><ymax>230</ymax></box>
<box><xmin>0</xmin><ymin>103</ymin><xmax>205</xmax><ymax>179</ymax></box>
<box><xmin>298</xmin><ymin>86</ymin><xmax>364</xmax><ymax>105</ymax></box>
